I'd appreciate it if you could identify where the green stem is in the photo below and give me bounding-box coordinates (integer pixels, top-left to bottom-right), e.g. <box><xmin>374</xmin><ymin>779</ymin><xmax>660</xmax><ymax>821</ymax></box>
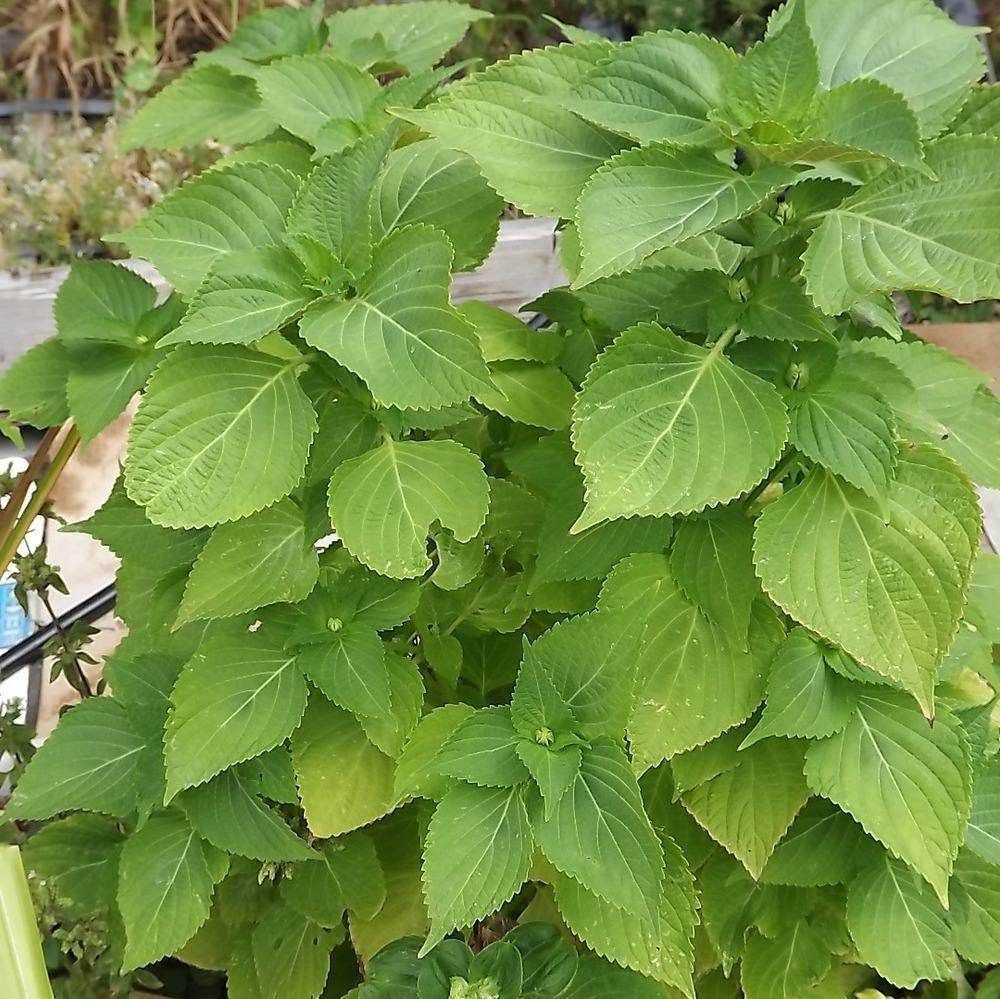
<box><xmin>744</xmin><ymin>451</ymin><xmax>797</xmax><ymax>508</ymax></box>
<box><xmin>38</xmin><ymin>591</ymin><xmax>93</xmax><ymax>699</ymax></box>
<box><xmin>952</xmin><ymin>965</ymin><xmax>974</xmax><ymax>999</ymax></box>
<box><xmin>704</xmin><ymin>324</ymin><xmax>740</xmax><ymax>352</ymax></box>
<box><xmin>0</xmin><ymin>428</ymin><xmax>80</xmax><ymax>578</ymax></box>
<box><xmin>0</xmin><ymin>847</ymin><xmax>53</xmax><ymax>999</ymax></box>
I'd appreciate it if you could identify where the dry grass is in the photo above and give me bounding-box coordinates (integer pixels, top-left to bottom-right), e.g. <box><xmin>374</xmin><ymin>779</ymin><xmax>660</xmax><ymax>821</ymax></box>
<box><xmin>0</xmin><ymin>0</ymin><xmax>304</xmax><ymax>105</ymax></box>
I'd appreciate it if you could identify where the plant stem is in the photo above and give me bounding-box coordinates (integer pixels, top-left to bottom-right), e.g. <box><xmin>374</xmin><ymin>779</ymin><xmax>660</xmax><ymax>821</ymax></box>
<box><xmin>704</xmin><ymin>324</ymin><xmax>740</xmax><ymax>353</ymax></box>
<box><xmin>38</xmin><ymin>590</ymin><xmax>94</xmax><ymax>698</ymax></box>
<box><xmin>0</xmin><ymin>427</ymin><xmax>60</xmax><ymax>547</ymax></box>
<box><xmin>0</xmin><ymin>427</ymin><xmax>80</xmax><ymax>578</ymax></box>
<box><xmin>744</xmin><ymin>451</ymin><xmax>797</xmax><ymax>507</ymax></box>
<box><xmin>0</xmin><ymin>847</ymin><xmax>53</xmax><ymax>999</ymax></box>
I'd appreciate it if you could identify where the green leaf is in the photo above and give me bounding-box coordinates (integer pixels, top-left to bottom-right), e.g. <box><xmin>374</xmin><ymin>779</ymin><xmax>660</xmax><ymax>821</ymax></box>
<box><xmin>697</xmin><ymin>850</ymin><xmax>770</xmax><ymax>972</ymax></box>
<box><xmin>327</xmin><ymin>438</ymin><xmax>490</xmax><ymax>579</ymax></box>
<box><xmin>0</xmin><ymin>417</ymin><xmax>22</xmax><ymax>448</ymax></box>
<box><xmin>967</xmin><ymin>551</ymin><xmax>1000</xmax><ymax>644</ymax></box>
<box><xmin>536</xmin><ymin>740</ymin><xmax>663</xmax><ymax>920</ymax></box>
<box><xmin>165</xmin><ymin>630</ymin><xmax>309</xmax><ymax>798</ymax></box>
<box><xmin>562</xmin><ymin>955</ymin><xmax>669</xmax><ymax>999</ymax></box>
<box><xmin>803</xmin><ymin>137</ymin><xmax>1000</xmax><ymax>314</ymax></box>
<box><xmin>163</xmin><ymin>246</ymin><xmax>315</xmax><ymax>347</ymax></box>
<box><xmin>400</xmin><ymin>45</ymin><xmax>624</xmax><ymax>218</ymax></box>
<box><xmin>433</xmin><ymin>707</ymin><xmax>529</xmax><ymax>787</ymax></box>
<box><xmin>520</xmin><ymin>612</ymin><xmax>637</xmax><ymax>742</ymax></box>
<box><xmin>753</xmin><ymin>444</ymin><xmax>980</xmax><ymax>715</ymax></box>
<box><xmin>515</xmin><ymin>742</ymin><xmax>581</xmax><ymax>822</ymax></box>
<box><xmin>741</xmin><ymin>922</ymin><xmax>832</xmax><ymax>999</ymax></box>
<box><xmin>350</xmin><ymin>808</ymin><xmax>429</xmax><ymax>961</ymax></box>
<box><xmin>305</xmin><ymin>396</ymin><xmax>379</xmax><ymax>486</ymax></box>
<box><xmin>421</xmin><ymin>783</ymin><xmax>533</xmax><ymax>953</ymax></box>
<box><xmin>358</xmin><ymin>651</ymin><xmax>424</xmax><ymax>759</ymax></box>
<box><xmin>125</xmin><ymin>345</ymin><xmax>316</xmax><ymax>529</ymax></box>
<box><xmin>788</xmin><ymin>368</ymin><xmax>898</xmax><ymax>498</ymax></box>
<box><xmin>65</xmin><ymin>340</ymin><xmax>163</xmax><ymax>443</ymax></box>
<box><xmin>598</xmin><ymin>554</ymin><xmax>783</xmax><ymax>768</ymax></box>
<box><xmin>533</xmin><ymin>505</ymin><xmax>672</xmax><ymax>590</ymax></box>
<box><xmin>680</xmin><ymin>739</ymin><xmax>810</xmax><ymax>878</ymax></box>
<box><xmin>670</xmin><ymin>726</ymin><xmax>747</xmax><ymax>795</ymax></box>
<box><xmin>6</xmin><ymin>698</ymin><xmax>146</xmax><ymax>821</ymax></box>
<box><xmin>511</xmin><ymin>637</ymin><xmax>577</xmax><ymax>742</ymax></box>
<box><xmin>68</xmin><ymin>482</ymin><xmax>190</xmax><ymax>561</ymax></box>
<box><xmin>311</xmin><ymin>563</ymin><xmax>421</xmax><ymax>633</ymax></box>
<box><xmin>292</xmin><ymin>697</ymin><xmax>396</xmax><ymax>837</ymax></box>
<box><xmin>54</xmin><ymin>259</ymin><xmax>157</xmax><ymax>343</ymax></box>
<box><xmin>251</xmin><ymin>902</ymin><xmax>337</xmax><ymax>999</ymax></box>
<box><xmin>215</xmin><ymin>139</ymin><xmax>314</xmax><ymax>176</ymax></box>
<box><xmin>528</xmin><ymin>451</ymin><xmax>673</xmax><ymax>590</ymax></box>
<box><xmin>299</xmin><ymin>225</ymin><xmax>489</xmax><ymax>410</ymax></box>
<box><xmin>112</xmin><ymin>162</ymin><xmax>301</xmax><ymax>295</ymax></box>
<box><xmin>63</xmin><ymin>290</ymin><xmax>183</xmax><ymax>441</ymax></box>
<box><xmin>119</xmin><ymin>65</ymin><xmax>275</xmax><ymax>151</ymax></box>
<box><xmin>394</xmin><ymin>704</ymin><xmax>476</xmax><ymax>804</ymax></box>
<box><xmin>431</xmin><ymin>531</ymin><xmax>486</xmax><ymax>592</ymax></box>
<box><xmin>669</xmin><ymin>507</ymin><xmax>758</xmax><ymax>642</ymax></box>
<box><xmin>572</xmin><ymin>323</ymin><xmax>789</xmax><ymax>529</ymax></box>
<box><xmin>950</xmin><ymin>83</ymin><xmax>1000</xmax><ymax>139</ymax></box>
<box><xmin>297</xmin><ymin>608</ymin><xmax>387</xmax><ymax>694</ymax></box>
<box><xmin>574</xmin><ymin>268</ymin><xmax>735</xmax><ymax>339</ymax></box>
<box><xmin>950</xmin><ymin>848</ymin><xmax>1000</xmax><ymax>964</ymax></box>
<box><xmin>371</xmin><ymin>139</ymin><xmax>502</xmax><ymax>271</ymax></box>
<box><xmin>932</xmin><ymin>387</ymin><xmax>1000</xmax><ymax>488</ymax></box>
<box><xmin>207</xmin><ymin>4</ymin><xmax>316</xmax><ymax>64</ymax></box>
<box><xmin>850</xmin><ymin>337</ymin><xmax>1000</xmax><ymax>488</ymax></box>
<box><xmin>283</xmin><ymin>833</ymin><xmax>386</xmax><ymax>926</ymax></box>
<box><xmin>113</xmin><ymin>527</ymin><xmax>208</xmax><ymax>648</ymax></box>
<box><xmin>846</xmin><ymin>853</ymin><xmax>953</xmax><ymax>988</ymax></box>
<box><xmin>552</xmin><ymin>834</ymin><xmax>697</xmax><ymax>995</ymax></box>
<box><xmin>567</xmin><ymin>29</ymin><xmax>735</xmax><ymax>145</ymax></box>
<box><xmin>968</xmin><ymin>760</ymin><xmax>1000</xmax><ymax>864</ymax></box>
<box><xmin>804</xmin><ymin>0</ymin><xmax>985</xmax><ymax>136</ymax></box>
<box><xmin>326</xmin><ymin>1</ymin><xmax>490</xmax><ymax>72</ymax></box>
<box><xmin>180</xmin><ymin>768</ymin><xmax>316</xmax><ymax>862</ymax></box>
<box><xmin>721</xmin><ymin>0</ymin><xmax>818</xmax><ymax>129</ymax></box>
<box><xmin>21</xmin><ymin>814</ymin><xmax>123</xmax><ymax>912</ymax></box>
<box><xmin>475</xmin><ymin>361</ymin><xmax>576</xmax><ymax>431</ymax></box>
<box><xmin>574</xmin><ymin>148</ymin><xmax>795</xmax><ymax>284</ymax></box>
<box><xmin>118</xmin><ymin>809</ymin><xmax>225</xmax><ymax>971</ymax></box>
<box><xmin>286</xmin><ymin>134</ymin><xmax>390</xmax><ymax>276</ymax></box>
<box><xmin>255</xmin><ymin>53</ymin><xmax>379</xmax><ymax>146</ymax></box>
<box><xmin>760</xmin><ymin>798</ymin><xmax>875</xmax><ymax>887</ymax></box>
<box><xmin>458</xmin><ymin>301</ymin><xmax>562</xmax><ymax>363</ymax></box>
<box><xmin>796</xmin><ymin>78</ymin><xmax>926</xmax><ymax>171</ymax></box>
<box><xmin>804</xmin><ymin>689</ymin><xmax>971</xmax><ymax>903</ymax></box>
<box><xmin>177</xmin><ymin>498</ymin><xmax>319</xmax><ymax>625</ymax></box>
<box><xmin>103</xmin><ymin>650</ymin><xmax>186</xmax><ymax>820</ymax></box>
<box><xmin>851</xmin><ymin>337</ymin><xmax>987</xmax><ymax>421</ymax></box>
<box><xmin>236</xmin><ymin>747</ymin><xmax>299</xmax><ymax>805</ymax></box>
<box><xmin>741</xmin><ymin>630</ymin><xmax>859</xmax><ymax>749</ymax></box>
<box><xmin>738</xmin><ymin>275</ymin><xmax>835</xmax><ymax>344</ymax></box>
<box><xmin>227</xmin><ymin>936</ymin><xmax>264</xmax><ymax>999</ymax></box>
<box><xmin>0</xmin><ymin>337</ymin><xmax>70</xmax><ymax>427</ymax></box>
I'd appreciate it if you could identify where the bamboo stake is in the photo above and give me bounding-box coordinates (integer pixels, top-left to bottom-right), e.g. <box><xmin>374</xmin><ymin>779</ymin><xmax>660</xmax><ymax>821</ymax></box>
<box><xmin>0</xmin><ymin>427</ymin><xmax>60</xmax><ymax>544</ymax></box>
<box><xmin>0</xmin><ymin>426</ymin><xmax>81</xmax><ymax>578</ymax></box>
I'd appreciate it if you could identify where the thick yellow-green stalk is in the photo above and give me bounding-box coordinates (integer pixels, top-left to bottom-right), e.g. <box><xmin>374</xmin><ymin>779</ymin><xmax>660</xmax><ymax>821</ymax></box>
<box><xmin>0</xmin><ymin>847</ymin><xmax>52</xmax><ymax>999</ymax></box>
